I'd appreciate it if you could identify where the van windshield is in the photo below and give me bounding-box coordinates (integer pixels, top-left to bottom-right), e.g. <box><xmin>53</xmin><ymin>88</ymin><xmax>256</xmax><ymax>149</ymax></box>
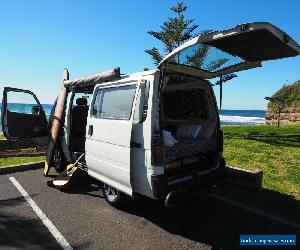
<box><xmin>170</xmin><ymin>43</ymin><xmax>245</xmax><ymax>73</ymax></box>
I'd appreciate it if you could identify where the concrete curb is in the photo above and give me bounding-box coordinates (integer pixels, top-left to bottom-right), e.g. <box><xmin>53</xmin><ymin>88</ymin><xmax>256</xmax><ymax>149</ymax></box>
<box><xmin>0</xmin><ymin>161</ymin><xmax>45</xmax><ymax>175</ymax></box>
<box><xmin>226</xmin><ymin>165</ymin><xmax>263</xmax><ymax>191</ymax></box>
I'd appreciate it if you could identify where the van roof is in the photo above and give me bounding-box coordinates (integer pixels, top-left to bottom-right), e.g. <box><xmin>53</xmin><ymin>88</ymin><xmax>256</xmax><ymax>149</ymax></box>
<box><xmin>64</xmin><ymin>68</ymin><xmax>157</xmax><ymax>88</ymax></box>
<box><xmin>64</xmin><ymin>68</ymin><xmax>121</xmax><ymax>87</ymax></box>
<box><xmin>93</xmin><ymin>69</ymin><xmax>158</xmax><ymax>89</ymax></box>
<box><xmin>123</xmin><ymin>69</ymin><xmax>156</xmax><ymax>78</ymax></box>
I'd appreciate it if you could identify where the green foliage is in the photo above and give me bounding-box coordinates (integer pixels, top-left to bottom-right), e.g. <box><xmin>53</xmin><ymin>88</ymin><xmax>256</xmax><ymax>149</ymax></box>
<box><xmin>145</xmin><ymin>47</ymin><xmax>163</xmax><ymax>66</ymax></box>
<box><xmin>215</xmin><ymin>73</ymin><xmax>237</xmax><ymax>86</ymax></box>
<box><xmin>145</xmin><ymin>3</ymin><xmax>203</xmax><ymax>63</ymax></box>
<box><xmin>185</xmin><ymin>42</ymin><xmax>210</xmax><ymax>68</ymax></box>
<box><xmin>145</xmin><ymin>2</ymin><xmax>202</xmax><ymax>65</ymax></box>
<box><xmin>268</xmin><ymin>80</ymin><xmax>300</xmax><ymax>109</ymax></box>
<box><xmin>145</xmin><ymin>2</ymin><xmax>236</xmax><ymax>86</ymax></box>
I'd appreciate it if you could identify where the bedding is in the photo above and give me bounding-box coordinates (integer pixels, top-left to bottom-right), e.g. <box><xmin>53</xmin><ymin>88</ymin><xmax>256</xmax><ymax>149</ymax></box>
<box><xmin>165</xmin><ymin>137</ymin><xmax>216</xmax><ymax>163</ymax></box>
<box><xmin>163</xmin><ymin>130</ymin><xmax>178</xmax><ymax>147</ymax></box>
<box><xmin>176</xmin><ymin>124</ymin><xmax>202</xmax><ymax>139</ymax></box>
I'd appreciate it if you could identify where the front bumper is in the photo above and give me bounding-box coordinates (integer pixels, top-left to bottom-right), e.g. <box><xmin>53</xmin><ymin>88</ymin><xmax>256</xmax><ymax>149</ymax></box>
<box><xmin>151</xmin><ymin>165</ymin><xmax>227</xmax><ymax>200</ymax></box>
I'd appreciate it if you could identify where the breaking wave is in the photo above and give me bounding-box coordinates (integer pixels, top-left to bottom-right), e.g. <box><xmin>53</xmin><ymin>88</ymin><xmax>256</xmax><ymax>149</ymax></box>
<box><xmin>220</xmin><ymin>115</ymin><xmax>265</xmax><ymax>125</ymax></box>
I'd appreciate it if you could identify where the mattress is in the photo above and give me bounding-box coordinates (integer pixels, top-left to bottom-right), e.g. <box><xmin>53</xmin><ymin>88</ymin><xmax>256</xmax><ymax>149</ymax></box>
<box><xmin>165</xmin><ymin>137</ymin><xmax>216</xmax><ymax>163</ymax></box>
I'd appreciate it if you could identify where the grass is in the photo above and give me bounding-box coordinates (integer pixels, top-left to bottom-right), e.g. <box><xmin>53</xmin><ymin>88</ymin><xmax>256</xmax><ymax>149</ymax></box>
<box><xmin>0</xmin><ymin>156</ymin><xmax>45</xmax><ymax>168</ymax></box>
<box><xmin>0</xmin><ymin>134</ymin><xmax>45</xmax><ymax>167</ymax></box>
<box><xmin>222</xmin><ymin>124</ymin><xmax>300</xmax><ymax>200</ymax></box>
<box><xmin>215</xmin><ymin>124</ymin><xmax>300</xmax><ymax>224</ymax></box>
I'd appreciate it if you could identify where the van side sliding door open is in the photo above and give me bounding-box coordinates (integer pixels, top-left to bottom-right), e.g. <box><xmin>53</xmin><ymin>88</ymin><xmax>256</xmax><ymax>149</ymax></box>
<box><xmin>85</xmin><ymin>81</ymin><xmax>140</xmax><ymax>196</ymax></box>
<box><xmin>1</xmin><ymin>87</ymin><xmax>49</xmax><ymax>146</ymax></box>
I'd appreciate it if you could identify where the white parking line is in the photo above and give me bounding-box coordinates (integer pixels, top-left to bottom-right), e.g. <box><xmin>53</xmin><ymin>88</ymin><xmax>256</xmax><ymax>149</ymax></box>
<box><xmin>9</xmin><ymin>177</ymin><xmax>73</xmax><ymax>250</ymax></box>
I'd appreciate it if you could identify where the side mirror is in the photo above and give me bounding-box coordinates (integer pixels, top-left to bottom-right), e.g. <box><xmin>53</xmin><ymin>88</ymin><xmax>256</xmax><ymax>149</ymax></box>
<box><xmin>31</xmin><ymin>105</ymin><xmax>42</xmax><ymax>115</ymax></box>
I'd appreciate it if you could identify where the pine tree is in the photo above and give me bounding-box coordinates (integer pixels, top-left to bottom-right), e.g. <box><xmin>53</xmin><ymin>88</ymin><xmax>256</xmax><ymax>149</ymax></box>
<box><xmin>145</xmin><ymin>2</ymin><xmax>236</xmax><ymax>75</ymax></box>
<box><xmin>145</xmin><ymin>2</ymin><xmax>236</xmax><ymax>109</ymax></box>
<box><xmin>145</xmin><ymin>2</ymin><xmax>202</xmax><ymax>65</ymax></box>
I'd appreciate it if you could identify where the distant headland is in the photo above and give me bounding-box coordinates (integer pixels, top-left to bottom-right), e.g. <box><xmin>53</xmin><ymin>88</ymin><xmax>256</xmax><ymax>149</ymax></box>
<box><xmin>265</xmin><ymin>80</ymin><xmax>300</xmax><ymax>125</ymax></box>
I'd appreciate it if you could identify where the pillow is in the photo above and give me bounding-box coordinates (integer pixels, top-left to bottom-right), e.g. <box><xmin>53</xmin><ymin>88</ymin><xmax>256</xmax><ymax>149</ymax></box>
<box><xmin>176</xmin><ymin>124</ymin><xmax>202</xmax><ymax>139</ymax></box>
<box><xmin>162</xmin><ymin>130</ymin><xmax>178</xmax><ymax>147</ymax></box>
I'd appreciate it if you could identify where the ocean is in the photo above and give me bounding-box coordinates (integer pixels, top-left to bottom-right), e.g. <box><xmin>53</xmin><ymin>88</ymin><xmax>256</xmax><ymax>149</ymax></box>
<box><xmin>219</xmin><ymin>109</ymin><xmax>266</xmax><ymax>125</ymax></box>
<box><xmin>0</xmin><ymin>103</ymin><xmax>266</xmax><ymax>133</ymax></box>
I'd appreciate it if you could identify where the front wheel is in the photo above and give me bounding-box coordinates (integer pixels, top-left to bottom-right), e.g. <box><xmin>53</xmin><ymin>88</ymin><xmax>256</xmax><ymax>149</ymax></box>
<box><xmin>52</xmin><ymin>147</ymin><xmax>68</xmax><ymax>173</ymax></box>
<box><xmin>102</xmin><ymin>184</ymin><xmax>127</xmax><ymax>208</ymax></box>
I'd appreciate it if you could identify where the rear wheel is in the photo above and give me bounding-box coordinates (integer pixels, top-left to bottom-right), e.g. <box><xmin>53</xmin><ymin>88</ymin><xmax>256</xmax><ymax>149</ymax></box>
<box><xmin>52</xmin><ymin>147</ymin><xmax>68</xmax><ymax>173</ymax></box>
<box><xmin>102</xmin><ymin>184</ymin><xmax>127</xmax><ymax>208</ymax></box>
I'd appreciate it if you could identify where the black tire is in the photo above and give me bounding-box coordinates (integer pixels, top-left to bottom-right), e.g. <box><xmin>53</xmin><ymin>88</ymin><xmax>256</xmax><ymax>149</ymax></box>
<box><xmin>52</xmin><ymin>146</ymin><xmax>68</xmax><ymax>173</ymax></box>
<box><xmin>102</xmin><ymin>184</ymin><xmax>127</xmax><ymax>208</ymax></box>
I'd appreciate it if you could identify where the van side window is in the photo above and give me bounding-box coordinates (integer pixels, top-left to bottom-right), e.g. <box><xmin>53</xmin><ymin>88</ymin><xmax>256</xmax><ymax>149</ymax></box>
<box><xmin>92</xmin><ymin>85</ymin><xmax>136</xmax><ymax>120</ymax></box>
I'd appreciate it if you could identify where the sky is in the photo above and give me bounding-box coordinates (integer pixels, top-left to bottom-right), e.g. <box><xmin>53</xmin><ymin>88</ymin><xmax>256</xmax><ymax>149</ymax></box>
<box><xmin>0</xmin><ymin>0</ymin><xmax>300</xmax><ymax>110</ymax></box>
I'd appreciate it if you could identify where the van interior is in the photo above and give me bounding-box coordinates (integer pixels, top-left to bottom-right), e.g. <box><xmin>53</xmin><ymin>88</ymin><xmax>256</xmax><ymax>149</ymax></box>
<box><xmin>161</xmin><ymin>75</ymin><xmax>218</xmax><ymax>173</ymax></box>
<box><xmin>68</xmin><ymin>86</ymin><xmax>94</xmax><ymax>153</ymax></box>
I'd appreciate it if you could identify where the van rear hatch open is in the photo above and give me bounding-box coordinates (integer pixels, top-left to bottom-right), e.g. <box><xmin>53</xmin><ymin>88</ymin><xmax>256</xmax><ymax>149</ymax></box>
<box><xmin>158</xmin><ymin>22</ymin><xmax>300</xmax><ymax>78</ymax></box>
<box><xmin>152</xmin><ymin>22</ymin><xmax>300</xmax><ymax>196</ymax></box>
<box><xmin>156</xmin><ymin>22</ymin><xmax>300</xmax><ymax>173</ymax></box>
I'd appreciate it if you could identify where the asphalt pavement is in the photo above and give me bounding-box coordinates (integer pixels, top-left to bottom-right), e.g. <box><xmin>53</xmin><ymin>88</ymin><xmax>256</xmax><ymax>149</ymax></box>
<box><xmin>0</xmin><ymin>168</ymin><xmax>299</xmax><ymax>250</ymax></box>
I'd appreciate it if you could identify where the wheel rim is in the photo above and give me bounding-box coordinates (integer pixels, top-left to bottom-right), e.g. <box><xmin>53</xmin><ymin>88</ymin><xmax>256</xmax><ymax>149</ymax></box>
<box><xmin>53</xmin><ymin>148</ymin><xmax>62</xmax><ymax>171</ymax></box>
<box><xmin>104</xmin><ymin>184</ymin><xmax>118</xmax><ymax>202</ymax></box>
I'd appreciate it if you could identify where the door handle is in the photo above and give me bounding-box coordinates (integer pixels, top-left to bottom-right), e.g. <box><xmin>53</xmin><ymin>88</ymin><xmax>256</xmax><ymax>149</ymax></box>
<box><xmin>88</xmin><ymin>125</ymin><xmax>93</xmax><ymax>136</ymax></box>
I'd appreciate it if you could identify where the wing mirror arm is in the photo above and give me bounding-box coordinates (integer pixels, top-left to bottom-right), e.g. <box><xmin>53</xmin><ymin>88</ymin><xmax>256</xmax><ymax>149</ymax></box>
<box><xmin>32</xmin><ymin>105</ymin><xmax>44</xmax><ymax>115</ymax></box>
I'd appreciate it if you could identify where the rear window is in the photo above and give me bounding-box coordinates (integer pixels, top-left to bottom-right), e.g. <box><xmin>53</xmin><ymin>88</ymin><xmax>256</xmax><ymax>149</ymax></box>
<box><xmin>170</xmin><ymin>43</ymin><xmax>245</xmax><ymax>72</ymax></box>
<box><xmin>92</xmin><ymin>85</ymin><xmax>136</xmax><ymax>120</ymax></box>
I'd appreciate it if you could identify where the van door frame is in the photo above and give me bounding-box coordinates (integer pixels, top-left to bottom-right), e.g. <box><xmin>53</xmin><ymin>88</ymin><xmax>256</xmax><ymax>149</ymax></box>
<box><xmin>85</xmin><ymin>79</ymin><xmax>141</xmax><ymax>196</ymax></box>
<box><xmin>1</xmin><ymin>87</ymin><xmax>49</xmax><ymax>146</ymax></box>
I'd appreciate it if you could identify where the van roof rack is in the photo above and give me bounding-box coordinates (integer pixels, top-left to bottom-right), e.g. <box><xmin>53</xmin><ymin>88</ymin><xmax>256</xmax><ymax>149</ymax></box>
<box><xmin>64</xmin><ymin>67</ymin><xmax>121</xmax><ymax>87</ymax></box>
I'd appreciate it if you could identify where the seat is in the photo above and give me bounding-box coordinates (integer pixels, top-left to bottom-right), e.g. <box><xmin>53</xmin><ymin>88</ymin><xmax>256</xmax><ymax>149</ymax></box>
<box><xmin>70</xmin><ymin>98</ymin><xmax>89</xmax><ymax>152</ymax></box>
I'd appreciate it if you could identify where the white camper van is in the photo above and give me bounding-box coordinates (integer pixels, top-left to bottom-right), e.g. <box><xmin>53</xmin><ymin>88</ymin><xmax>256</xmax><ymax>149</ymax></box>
<box><xmin>2</xmin><ymin>22</ymin><xmax>300</xmax><ymax>207</ymax></box>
